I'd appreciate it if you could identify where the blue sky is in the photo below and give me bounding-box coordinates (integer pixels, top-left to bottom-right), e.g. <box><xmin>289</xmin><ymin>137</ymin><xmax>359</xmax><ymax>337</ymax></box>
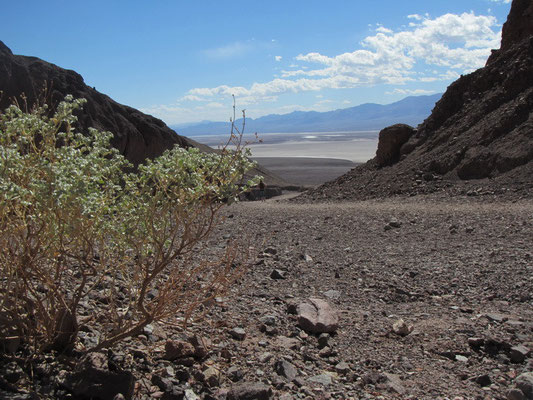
<box><xmin>1</xmin><ymin>0</ymin><xmax>512</xmax><ymax>125</ymax></box>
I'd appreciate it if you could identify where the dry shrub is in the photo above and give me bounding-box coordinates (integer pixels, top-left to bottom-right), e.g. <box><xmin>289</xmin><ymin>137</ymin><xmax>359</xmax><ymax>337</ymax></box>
<box><xmin>0</xmin><ymin>95</ymin><xmax>258</xmax><ymax>354</ymax></box>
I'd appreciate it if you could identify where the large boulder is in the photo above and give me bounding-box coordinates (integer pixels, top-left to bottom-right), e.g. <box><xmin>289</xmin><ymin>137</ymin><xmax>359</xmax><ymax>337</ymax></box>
<box><xmin>375</xmin><ymin>124</ymin><xmax>415</xmax><ymax>167</ymax></box>
<box><xmin>297</xmin><ymin>298</ymin><xmax>339</xmax><ymax>334</ymax></box>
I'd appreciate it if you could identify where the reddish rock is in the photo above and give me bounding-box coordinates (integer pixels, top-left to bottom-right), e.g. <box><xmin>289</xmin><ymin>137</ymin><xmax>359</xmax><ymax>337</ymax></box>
<box><xmin>164</xmin><ymin>340</ymin><xmax>196</xmax><ymax>361</ymax></box>
<box><xmin>297</xmin><ymin>298</ymin><xmax>339</xmax><ymax>334</ymax></box>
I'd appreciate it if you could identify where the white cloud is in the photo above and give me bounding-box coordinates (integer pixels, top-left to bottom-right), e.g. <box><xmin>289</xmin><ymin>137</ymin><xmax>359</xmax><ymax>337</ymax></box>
<box><xmin>183</xmin><ymin>12</ymin><xmax>500</xmax><ymax>105</ymax></box>
<box><xmin>147</xmin><ymin>11</ymin><xmax>502</xmax><ymax>123</ymax></box>
<box><xmin>488</xmin><ymin>0</ymin><xmax>511</xmax><ymax>3</ymax></box>
<box><xmin>386</xmin><ymin>88</ymin><xmax>436</xmax><ymax>95</ymax></box>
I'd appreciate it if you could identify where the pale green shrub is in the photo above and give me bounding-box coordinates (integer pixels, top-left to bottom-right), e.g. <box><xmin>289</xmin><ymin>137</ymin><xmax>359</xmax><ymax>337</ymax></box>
<box><xmin>0</xmin><ymin>96</ymin><xmax>257</xmax><ymax>353</ymax></box>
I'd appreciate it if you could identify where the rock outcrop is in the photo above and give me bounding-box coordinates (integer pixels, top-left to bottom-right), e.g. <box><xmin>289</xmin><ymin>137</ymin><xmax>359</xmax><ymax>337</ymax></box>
<box><xmin>301</xmin><ymin>0</ymin><xmax>533</xmax><ymax>201</ymax></box>
<box><xmin>375</xmin><ymin>124</ymin><xmax>415</xmax><ymax>167</ymax></box>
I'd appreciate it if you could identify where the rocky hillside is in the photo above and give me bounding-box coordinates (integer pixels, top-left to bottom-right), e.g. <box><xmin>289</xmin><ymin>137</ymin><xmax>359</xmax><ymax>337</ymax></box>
<box><xmin>0</xmin><ymin>41</ymin><xmax>287</xmax><ymax>188</ymax></box>
<box><xmin>0</xmin><ymin>40</ymin><xmax>194</xmax><ymax>166</ymax></box>
<box><xmin>302</xmin><ymin>0</ymin><xmax>533</xmax><ymax>201</ymax></box>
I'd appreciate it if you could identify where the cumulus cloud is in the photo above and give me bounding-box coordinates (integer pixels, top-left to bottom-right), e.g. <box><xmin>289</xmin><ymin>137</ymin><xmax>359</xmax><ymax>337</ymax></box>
<box><xmin>183</xmin><ymin>12</ymin><xmax>500</xmax><ymax>106</ymax></box>
<box><xmin>275</xmin><ymin>55</ymin><xmax>282</xmax><ymax>62</ymax></box>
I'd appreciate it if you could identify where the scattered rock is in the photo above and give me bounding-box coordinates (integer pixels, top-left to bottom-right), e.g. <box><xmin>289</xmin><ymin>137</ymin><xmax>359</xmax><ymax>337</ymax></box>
<box><xmin>392</xmin><ymin>319</ymin><xmax>412</xmax><ymax>336</ymax></box>
<box><xmin>510</xmin><ymin>345</ymin><xmax>530</xmax><ymax>363</ymax></box>
<box><xmin>164</xmin><ymin>340</ymin><xmax>196</xmax><ymax>361</ymax></box>
<box><xmin>318</xmin><ymin>333</ymin><xmax>330</xmax><ymax>349</ymax></box>
<box><xmin>455</xmin><ymin>355</ymin><xmax>469</xmax><ymax>363</ymax></box>
<box><xmin>473</xmin><ymin>374</ymin><xmax>492</xmax><ymax>387</ymax></box>
<box><xmin>297</xmin><ymin>298</ymin><xmax>339</xmax><ymax>334</ymax></box>
<box><xmin>515</xmin><ymin>372</ymin><xmax>533</xmax><ymax>399</ymax></box>
<box><xmin>507</xmin><ymin>388</ymin><xmax>526</xmax><ymax>400</ymax></box>
<box><xmin>270</xmin><ymin>269</ymin><xmax>286</xmax><ymax>280</ymax></box>
<box><xmin>227</xmin><ymin>366</ymin><xmax>244</xmax><ymax>382</ymax></box>
<box><xmin>308</xmin><ymin>374</ymin><xmax>333</xmax><ymax>386</ymax></box>
<box><xmin>274</xmin><ymin>360</ymin><xmax>298</xmax><ymax>381</ymax></box>
<box><xmin>229</xmin><ymin>328</ymin><xmax>246</xmax><ymax>341</ymax></box>
<box><xmin>323</xmin><ymin>290</ymin><xmax>341</xmax><ymax>300</ymax></box>
<box><xmin>334</xmin><ymin>361</ymin><xmax>350</xmax><ymax>375</ymax></box>
<box><xmin>201</xmin><ymin>366</ymin><xmax>220</xmax><ymax>388</ymax></box>
<box><xmin>61</xmin><ymin>353</ymin><xmax>135</xmax><ymax>400</ymax></box>
<box><xmin>226</xmin><ymin>382</ymin><xmax>273</xmax><ymax>400</ymax></box>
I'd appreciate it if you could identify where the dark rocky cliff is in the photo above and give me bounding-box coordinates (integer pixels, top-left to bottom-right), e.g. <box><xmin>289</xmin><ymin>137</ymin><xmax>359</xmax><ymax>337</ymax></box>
<box><xmin>302</xmin><ymin>0</ymin><xmax>533</xmax><ymax>200</ymax></box>
<box><xmin>0</xmin><ymin>40</ymin><xmax>190</xmax><ymax>166</ymax></box>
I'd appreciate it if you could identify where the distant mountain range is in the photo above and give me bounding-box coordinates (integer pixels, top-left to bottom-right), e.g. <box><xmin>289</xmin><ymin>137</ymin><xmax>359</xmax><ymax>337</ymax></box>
<box><xmin>173</xmin><ymin>94</ymin><xmax>442</xmax><ymax>135</ymax></box>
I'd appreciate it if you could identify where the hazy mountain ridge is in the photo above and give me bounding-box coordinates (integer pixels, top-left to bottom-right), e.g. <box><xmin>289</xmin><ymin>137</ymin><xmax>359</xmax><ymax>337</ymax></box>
<box><xmin>174</xmin><ymin>94</ymin><xmax>442</xmax><ymax>135</ymax></box>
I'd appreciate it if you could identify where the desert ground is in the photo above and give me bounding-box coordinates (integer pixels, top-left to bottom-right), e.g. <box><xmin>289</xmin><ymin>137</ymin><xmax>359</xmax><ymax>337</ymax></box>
<box><xmin>198</xmin><ymin>192</ymin><xmax>532</xmax><ymax>399</ymax></box>
<box><xmin>252</xmin><ymin>157</ymin><xmax>357</xmax><ymax>186</ymax></box>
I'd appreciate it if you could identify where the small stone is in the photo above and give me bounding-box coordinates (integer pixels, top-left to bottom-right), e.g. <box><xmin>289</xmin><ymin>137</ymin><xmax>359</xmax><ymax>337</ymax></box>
<box><xmin>184</xmin><ymin>389</ymin><xmax>200</xmax><ymax>400</ymax></box>
<box><xmin>381</xmin><ymin>373</ymin><xmax>406</xmax><ymax>395</ymax></box>
<box><xmin>392</xmin><ymin>319</ymin><xmax>412</xmax><ymax>336</ymax></box>
<box><xmin>275</xmin><ymin>360</ymin><xmax>298</xmax><ymax>381</ymax></box>
<box><xmin>335</xmin><ymin>361</ymin><xmax>350</xmax><ymax>374</ymax></box>
<box><xmin>308</xmin><ymin>374</ymin><xmax>332</xmax><ymax>386</ymax></box>
<box><xmin>485</xmin><ymin>313</ymin><xmax>507</xmax><ymax>323</ymax></box>
<box><xmin>468</xmin><ymin>337</ymin><xmax>485</xmax><ymax>348</ymax></box>
<box><xmin>164</xmin><ymin>340</ymin><xmax>196</xmax><ymax>361</ymax></box>
<box><xmin>259</xmin><ymin>315</ymin><xmax>276</xmax><ymax>326</ymax></box>
<box><xmin>227</xmin><ymin>382</ymin><xmax>273</xmax><ymax>400</ymax></box>
<box><xmin>318</xmin><ymin>333</ymin><xmax>330</xmax><ymax>349</ymax></box>
<box><xmin>507</xmin><ymin>388</ymin><xmax>525</xmax><ymax>400</ymax></box>
<box><xmin>227</xmin><ymin>366</ymin><xmax>244</xmax><ymax>382</ymax></box>
<box><xmin>201</xmin><ymin>366</ymin><xmax>220</xmax><ymax>388</ymax></box>
<box><xmin>323</xmin><ymin>290</ymin><xmax>341</xmax><ymax>300</ymax></box>
<box><xmin>515</xmin><ymin>372</ymin><xmax>533</xmax><ymax>398</ymax></box>
<box><xmin>263</xmin><ymin>247</ymin><xmax>277</xmax><ymax>256</ymax></box>
<box><xmin>230</xmin><ymin>327</ymin><xmax>246</xmax><ymax>341</ymax></box>
<box><xmin>455</xmin><ymin>355</ymin><xmax>469</xmax><ymax>363</ymax></box>
<box><xmin>473</xmin><ymin>374</ymin><xmax>492</xmax><ymax>387</ymax></box>
<box><xmin>510</xmin><ymin>345</ymin><xmax>530</xmax><ymax>363</ymax></box>
<box><xmin>259</xmin><ymin>352</ymin><xmax>273</xmax><ymax>363</ymax></box>
<box><xmin>270</xmin><ymin>269</ymin><xmax>286</xmax><ymax>279</ymax></box>
<box><xmin>388</xmin><ymin>219</ymin><xmax>402</xmax><ymax>228</ymax></box>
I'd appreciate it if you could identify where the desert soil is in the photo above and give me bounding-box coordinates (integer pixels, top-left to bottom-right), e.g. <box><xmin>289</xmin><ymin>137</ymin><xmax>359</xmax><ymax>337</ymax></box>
<box><xmin>198</xmin><ymin>193</ymin><xmax>533</xmax><ymax>399</ymax></box>
<box><xmin>2</xmin><ymin>193</ymin><xmax>531</xmax><ymax>400</ymax></box>
<box><xmin>252</xmin><ymin>157</ymin><xmax>358</xmax><ymax>186</ymax></box>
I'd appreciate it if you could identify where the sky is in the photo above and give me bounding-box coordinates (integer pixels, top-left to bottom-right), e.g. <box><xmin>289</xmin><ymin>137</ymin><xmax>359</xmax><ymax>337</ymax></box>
<box><xmin>1</xmin><ymin>0</ymin><xmax>512</xmax><ymax>125</ymax></box>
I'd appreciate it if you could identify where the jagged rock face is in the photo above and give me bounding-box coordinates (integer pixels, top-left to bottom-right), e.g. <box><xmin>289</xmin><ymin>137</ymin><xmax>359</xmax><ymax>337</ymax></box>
<box><xmin>375</xmin><ymin>124</ymin><xmax>415</xmax><ymax>167</ymax></box>
<box><xmin>302</xmin><ymin>0</ymin><xmax>533</xmax><ymax>200</ymax></box>
<box><xmin>500</xmin><ymin>0</ymin><xmax>533</xmax><ymax>53</ymax></box>
<box><xmin>0</xmin><ymin>41</ymin><xmax>189</xmax><ymax>166</ymax></box>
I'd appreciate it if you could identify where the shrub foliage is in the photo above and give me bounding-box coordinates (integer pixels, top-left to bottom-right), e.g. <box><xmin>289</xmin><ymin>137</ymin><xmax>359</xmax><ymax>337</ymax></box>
<box><xmin>0</xmin><ymin>96</ymin><xmax>257</xmax><ymax>353</ymax></box>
